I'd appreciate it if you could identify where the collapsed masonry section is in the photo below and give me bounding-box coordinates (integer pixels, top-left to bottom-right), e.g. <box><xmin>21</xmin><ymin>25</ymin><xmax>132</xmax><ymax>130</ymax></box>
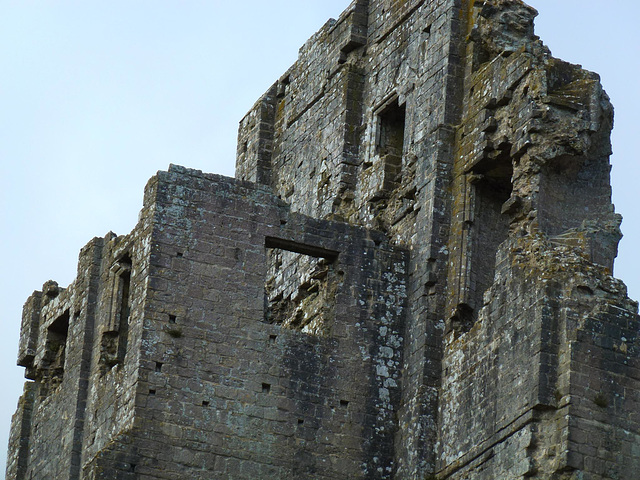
<box><xmin>447</xmin><ymin>0</ymin><xmax>620</xmax><ymax>334</ymax></box>
<box><xmin>438</xmin><ymin>1</ymin><xmax>639</xmax><ymax>478</ymax></box>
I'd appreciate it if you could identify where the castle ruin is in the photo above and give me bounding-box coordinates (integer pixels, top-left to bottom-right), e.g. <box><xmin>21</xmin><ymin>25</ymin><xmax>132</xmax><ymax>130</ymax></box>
<box><xmin>7</xmin><ymin>0</ymin><xmax>640</xmax><ymax>478</ymax></box>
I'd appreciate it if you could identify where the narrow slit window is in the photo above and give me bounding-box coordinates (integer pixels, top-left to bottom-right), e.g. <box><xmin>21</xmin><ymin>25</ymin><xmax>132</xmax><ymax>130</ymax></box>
<box><xmin>101</xmin><ymin>254</ymin><xmax>132</xmax><ymax>371</ymax></box>
<box><xmin>116</xmin><ymin>265</ymin><xmax>131</xmax><ymax>360</ymax></box>
<box><xmin>375</xmin><ymin>98</ymin><xmax>406</xmax><ymax>192</ymax></box>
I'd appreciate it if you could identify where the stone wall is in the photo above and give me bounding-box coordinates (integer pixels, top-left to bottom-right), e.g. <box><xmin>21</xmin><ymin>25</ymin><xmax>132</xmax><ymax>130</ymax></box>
<box><xmin>7</xmin><ymin>182</ymin><xmax>156</xmax><ymax>480</ymax></box>
<box><xmin>124</xmin><ymin>166</ymin><xmax>408</xmax><ymax>478</ymax></box>
<box><xmin>236</xmin><ymin>2</ymin><xmax>468</xmax><ymax>475</ymax></box>
<box><xmin>8</xmin><ymin>165</ymin><xmax>409</xmax><ymax>479</ymax></box>
<box><xmin>7</xmin><ymin>1</ymin><xmax>640</xmax><ymax>479</ymax></box>
<box><xmin>439</xmin><ymin>234</ymin><xmax>640</xmax><ymax>478</ymax></box>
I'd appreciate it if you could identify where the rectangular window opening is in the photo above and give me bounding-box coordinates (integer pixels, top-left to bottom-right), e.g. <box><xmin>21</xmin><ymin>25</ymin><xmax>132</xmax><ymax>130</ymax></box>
<box><xmin>41</xmin><ymin>309</ymin><xmax>70</xmax><ymax>396</ymax></box>
<box><xmin>453</xmin><ymin>154</ymin><xmax>513</xmax><ymax>334</ymax></box>
<box><xmin>375</xmin><ymin>98</ymin><xmax>406</xmax><ymax>192</ymax></box>
<box><xmin>264</xmin><ymin>238</ymin><xmax>341</xmax><ymax>336</ymax></box>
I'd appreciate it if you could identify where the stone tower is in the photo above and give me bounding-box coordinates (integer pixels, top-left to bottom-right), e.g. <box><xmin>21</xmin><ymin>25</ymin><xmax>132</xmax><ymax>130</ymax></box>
<box><xmin>7</xmin><ymin>1</ymin><xmax>640</xmax><ymax>479</ymax></box>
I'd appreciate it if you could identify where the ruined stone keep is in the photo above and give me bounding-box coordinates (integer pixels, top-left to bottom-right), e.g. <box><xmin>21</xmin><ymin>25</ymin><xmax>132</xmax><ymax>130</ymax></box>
<box><xmin>7</xmin><ymin>0</ymin><xmax>640</xmax><ymax>478</ymax></box>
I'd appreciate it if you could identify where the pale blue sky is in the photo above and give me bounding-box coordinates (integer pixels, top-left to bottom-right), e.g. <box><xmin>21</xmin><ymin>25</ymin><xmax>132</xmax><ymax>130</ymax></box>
<box><xmin>1</xmin><ymin>1</ymin><xmax>637</xmax><ymax>471</ymax></box>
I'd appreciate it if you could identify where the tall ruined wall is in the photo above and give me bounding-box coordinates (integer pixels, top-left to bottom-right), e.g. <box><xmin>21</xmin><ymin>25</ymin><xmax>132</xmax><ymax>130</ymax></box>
<box><xmin>8</xmin><ymin>165</ymin><xmax>409</xmax><ymax>480</ymax></box>
<box><xmin>115</xmin><ymin>166</ymin><xmax>408</xmax><ymax>479</ymax></box>
<box><xmin>6</xmin><ymin>192</ymin><xmax>156</xmax><ymax>480</ymax></box>
<box><xmin>436</xmin><ymin>2</ymin><xmax>638</xmax><ymax>477</ymax></box>
<box><xmin>236</xmin><ymin>0</ymin><xmax>639</xmax><ymax>479</ymax></box>
<box><xmin>237</xmin><ymin>1</ymin><xmax>468</xmax><ymax>475</ymax></box>
<box><xmin>7</xmin><ymin>0</ymin><xmax>640</xmax><ymax>479</ymax></box>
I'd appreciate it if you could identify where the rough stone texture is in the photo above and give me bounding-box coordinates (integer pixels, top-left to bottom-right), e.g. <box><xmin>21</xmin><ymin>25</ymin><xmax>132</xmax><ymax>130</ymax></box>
<box><xmin>7</xmin><ymin>1</ymin><xmax>640</xmax><ymax>479</ymax></box>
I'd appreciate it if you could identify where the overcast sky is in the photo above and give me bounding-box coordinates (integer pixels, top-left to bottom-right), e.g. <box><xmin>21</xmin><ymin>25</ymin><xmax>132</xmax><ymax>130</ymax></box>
<box><xmin>1</xmin><ymin>1</ymin><xmax>637</xmax><ymax>471</ymax></box>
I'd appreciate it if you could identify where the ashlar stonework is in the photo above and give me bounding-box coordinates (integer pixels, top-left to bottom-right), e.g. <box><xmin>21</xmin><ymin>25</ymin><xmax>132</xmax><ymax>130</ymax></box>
<box><xmin>7</xmin><ymin>1</ymin><xmax>640</xmax><ymax>479</ymax></box>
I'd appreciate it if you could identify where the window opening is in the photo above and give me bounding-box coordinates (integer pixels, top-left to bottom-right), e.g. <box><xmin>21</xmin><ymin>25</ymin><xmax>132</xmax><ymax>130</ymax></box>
<box><xmin>41</xmin><ymin>309</ymin><xmax>70</xmax><ymax>396</ymax></box>
<box><xmin>264</xmin><ymin>237</ymin><xmax>341</xmax><ymax>336</ymax></box>
<box><xmin>101</xmin><ymin>254</ymin><xmax>132</xmax><ymax>371</ymax></box>
<box><xmin>454</xmin><ymin>152</ymin><xmax>513</xmax><ymax>333</ymax></box>
<box><xmin>420</xmin><ymin>25</ymin><xmax>432</xmax><ymax>66</ymax></box>
<box><xmin>375</xmin><ymin>98</ymin><xmax>406</xmax><ymax>192</ymax></box>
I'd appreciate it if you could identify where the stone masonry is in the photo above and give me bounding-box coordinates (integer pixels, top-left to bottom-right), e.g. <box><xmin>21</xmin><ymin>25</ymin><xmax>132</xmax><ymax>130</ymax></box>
<box><xmin>7</xmin><ymin>1</ymin><xmax>640</xmax><ymax>479</ymax></box>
